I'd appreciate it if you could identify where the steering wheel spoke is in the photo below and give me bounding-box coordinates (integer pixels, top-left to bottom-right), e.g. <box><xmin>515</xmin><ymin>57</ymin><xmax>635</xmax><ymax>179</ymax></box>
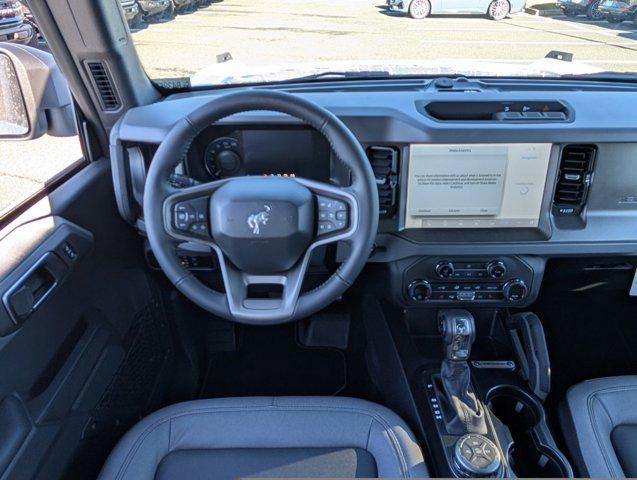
<box><xmin>213</xmin><ymin>244</ymin><xmax>310</xmax><ymax>322</ymax></box>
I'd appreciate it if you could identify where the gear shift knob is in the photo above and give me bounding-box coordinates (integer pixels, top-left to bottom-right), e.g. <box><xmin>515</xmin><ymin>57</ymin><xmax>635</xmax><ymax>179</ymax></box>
<box><xmin>439</xmin><ymin>310</ymin><xmax>476</xmax><ymax>361</ymax></box>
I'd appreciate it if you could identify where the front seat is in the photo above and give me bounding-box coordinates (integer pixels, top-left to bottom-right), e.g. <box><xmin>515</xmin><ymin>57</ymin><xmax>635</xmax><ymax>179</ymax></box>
<box><xmin>98</xmin><ymin>396</ymin><xmax>429</xmax><ymax>479</ymax></box>
<box><xmin>561</xmin><ymin>376</ymin><xmax>637</xmax><ymax>478</ymax></box>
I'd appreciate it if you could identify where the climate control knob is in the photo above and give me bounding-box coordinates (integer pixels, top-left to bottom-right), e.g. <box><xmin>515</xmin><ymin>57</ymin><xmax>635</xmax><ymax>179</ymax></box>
<box><xmin>408</xmin><ymin>280</ymin><xmax>432</xmax><ymax>302</ymax></box>
<box><xmin>435</xmin><ymin>261</ymin><xmax>455</xmax><ymax>279</ymax></box>
<box><xmin>486</xmin><ymin>260</ymin><xmax>507</xmax><ymax>279</ymax></box>
<box><xmin>503</xmin><ymin>279</ymin><xmax>528</xmax><ymax>302</ymax></box>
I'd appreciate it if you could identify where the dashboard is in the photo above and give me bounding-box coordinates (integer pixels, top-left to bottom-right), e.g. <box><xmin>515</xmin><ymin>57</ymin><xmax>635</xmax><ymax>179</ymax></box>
<box><xmin>110</xmin><ymin>77</ymin><xmax>637</xmax><ymax>307</ymax></box>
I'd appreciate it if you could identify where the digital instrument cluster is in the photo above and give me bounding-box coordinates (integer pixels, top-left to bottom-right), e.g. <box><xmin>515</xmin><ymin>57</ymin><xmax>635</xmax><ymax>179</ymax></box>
<box><xmin>199</xmin><ymin>128</ymin><xmax>332</xmax><ymax>181</ymax></box>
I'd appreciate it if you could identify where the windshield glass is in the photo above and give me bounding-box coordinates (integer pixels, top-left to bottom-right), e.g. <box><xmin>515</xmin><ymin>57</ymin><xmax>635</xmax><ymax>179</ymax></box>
<box><xmin>128</xmin><ymin>0</ymin><xmax>637</xmax><ymax>86</ymax></box>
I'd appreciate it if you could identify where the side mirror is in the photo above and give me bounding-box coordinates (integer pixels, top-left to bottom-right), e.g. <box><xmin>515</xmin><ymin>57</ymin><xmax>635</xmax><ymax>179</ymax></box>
<box><xmin>0</xmin><ymin>43</ymin><xmax>77</xmax><ymax>141</ymax></box>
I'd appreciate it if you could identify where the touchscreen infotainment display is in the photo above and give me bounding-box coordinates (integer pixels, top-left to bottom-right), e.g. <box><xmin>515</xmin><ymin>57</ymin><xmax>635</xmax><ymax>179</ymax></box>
<box><xmin>405</xmin><ymin>144</ymin><xmax>552</xmax><ymax>229</ymax></box>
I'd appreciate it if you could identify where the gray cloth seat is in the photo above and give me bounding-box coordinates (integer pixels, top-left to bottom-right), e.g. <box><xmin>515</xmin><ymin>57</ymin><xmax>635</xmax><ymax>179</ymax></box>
<box><xmin>98</xmin><ymin>396</ymin><xmax>429</xmax><ymax>479</ymax></box>
<box><xmin>561</xmin><ymin>376</ymin><xmax>637</xmax><ymax>478</ymax></box>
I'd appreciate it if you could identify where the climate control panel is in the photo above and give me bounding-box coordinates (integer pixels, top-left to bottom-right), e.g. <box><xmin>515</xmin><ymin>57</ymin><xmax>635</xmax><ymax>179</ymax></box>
<box><xmin>403</xmin><ymin>257</ymin><xmax>537</xmax><ymax>306</ymax></box>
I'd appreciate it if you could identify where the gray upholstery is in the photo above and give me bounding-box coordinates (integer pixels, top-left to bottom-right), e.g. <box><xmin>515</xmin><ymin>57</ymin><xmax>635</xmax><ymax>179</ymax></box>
<box><xmin>154</xmin><ymin>448</ymin><xmax>378</xmax><ymax>479</ymax></box>
<box><xmin>98</xmin><ymin>396</ymin><xmax>429</xmax><ymax>479</ymax></box>
<box><xmin>562</xmin><ymin>376</ymin><xmax>637</xmax><ymax>478</ymax></box>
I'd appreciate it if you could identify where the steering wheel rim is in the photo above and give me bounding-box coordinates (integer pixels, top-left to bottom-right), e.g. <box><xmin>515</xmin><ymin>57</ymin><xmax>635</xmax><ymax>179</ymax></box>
<box><xmin>144</xmin><ymin>90</ymin><xmax>378</xmax><ymax>324</ymax></box>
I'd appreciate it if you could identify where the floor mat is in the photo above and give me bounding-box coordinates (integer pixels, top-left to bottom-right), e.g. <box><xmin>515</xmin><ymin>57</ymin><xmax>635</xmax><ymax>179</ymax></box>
<box><xmin>200</xmin><ymin>324</ymin><xmax>347</xmax><ymax>398</ymax></box>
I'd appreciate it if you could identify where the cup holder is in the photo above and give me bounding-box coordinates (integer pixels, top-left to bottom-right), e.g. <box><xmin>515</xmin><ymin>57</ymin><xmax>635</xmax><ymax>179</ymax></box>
<box><xmin>487</xmin><ymin>386</ymin><xmax>571</xmax><ymax>478</ymax></box>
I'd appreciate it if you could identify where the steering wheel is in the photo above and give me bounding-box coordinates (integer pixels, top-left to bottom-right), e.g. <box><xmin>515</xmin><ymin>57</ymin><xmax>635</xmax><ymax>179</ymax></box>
<box><xmin>144</xmin><ymin>90</ymin><xmax>378</xmax><ymax>324</ymax></box>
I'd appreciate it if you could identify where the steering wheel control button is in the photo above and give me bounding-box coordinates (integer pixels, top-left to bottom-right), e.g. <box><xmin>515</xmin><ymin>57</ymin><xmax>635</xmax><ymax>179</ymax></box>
<box><xmin>173</xmin><ymin>197</ymin><xmax>210</xmax><ymax>236</ymax></box>
<box><xmin>408</xmin><ymin>280</ymin><xmax>432</xmax><ymax>302</ymax></box>
<box><xmin>454</xmin><ymin>434</ymin><xmax>501</xmax><ymax>477</ymax></box>
<box><xmin>174</xmin><ymin>203</ymin><xmax>195</xmax><ymax>230</ymax></box>
<box><xmin>316</xmin><ymin>195</ymin><xmax>348</xmax><ymax>236</ymax></box>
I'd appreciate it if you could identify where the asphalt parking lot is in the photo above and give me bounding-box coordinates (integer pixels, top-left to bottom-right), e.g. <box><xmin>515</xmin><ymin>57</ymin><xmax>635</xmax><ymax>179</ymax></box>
<box><xmin>132</xmin><ymin>0</ymin><xmax>637</xmax><ymax>78</ymax></box>
<box><xmin>2</xmin><ymin>0</ymin><xmax>637</xmax><ymax>216</ymax></box>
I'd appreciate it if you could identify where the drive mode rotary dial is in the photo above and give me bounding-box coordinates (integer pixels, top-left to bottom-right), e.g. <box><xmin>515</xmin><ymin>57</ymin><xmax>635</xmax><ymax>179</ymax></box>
<box><xmin>454</xmin><ymin>434</ymin><xmax>502</xmax><ymax>477</ymax></box>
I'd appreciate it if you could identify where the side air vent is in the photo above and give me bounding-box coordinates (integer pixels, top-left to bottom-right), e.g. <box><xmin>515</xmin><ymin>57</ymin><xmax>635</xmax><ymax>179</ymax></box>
<box><xmin>553</xmin><ymin>145</ymin><xmax>596</xmax><ymax>216</ymax></box>
<box><xmin>86</xmin><ymin>61</ymin><xmax>121</xmax><ymax>111</ymax></box>
<box><xmin>367</xmin><ymin>146</ymin><xmax>399</xmax><ymax>218</ymax></box>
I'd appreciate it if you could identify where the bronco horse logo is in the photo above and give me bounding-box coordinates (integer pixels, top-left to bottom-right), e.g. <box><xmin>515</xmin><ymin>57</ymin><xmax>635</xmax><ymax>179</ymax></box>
<box><xmin>247</xmin><ymin>205</ymin><xmax>271</xmax><ymax>235</ymax></box>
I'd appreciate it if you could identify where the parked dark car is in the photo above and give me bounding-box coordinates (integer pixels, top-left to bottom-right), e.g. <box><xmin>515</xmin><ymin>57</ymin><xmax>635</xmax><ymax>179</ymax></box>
<box><xmin>120</xmin><ymin>0</ymin><xmax>141</xmax><ymax>28</ymax></box>
<box><xmin>557</xmin><ymin>0</ymin><xmax>604</xmax><ymax>18</ymax></box>
<box><xmin>598</xmin><ymin>0</ymin><xmax>637</xmax><ymax>21</ymax></box>
<box><xmin>172</xmin><ymin>0</ymin><xmax>194</xmax><ymax>13</ymax></box>
<box><xmin>0</xmin><ymin>0</ymin><xmax>36</xmax><ymax>45</ymax></box>
<box><xmin>137</xmin><ymin>0</ymin><xmax>173</xmax><ymax>21</ymax></box>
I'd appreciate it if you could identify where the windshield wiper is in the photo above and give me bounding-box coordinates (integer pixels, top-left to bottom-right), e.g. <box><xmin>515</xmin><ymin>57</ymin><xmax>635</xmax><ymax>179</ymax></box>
<box><xmin>285</xmin><ymin>70</ymin><xmax>392</xmax><ymax>82</ymax></box>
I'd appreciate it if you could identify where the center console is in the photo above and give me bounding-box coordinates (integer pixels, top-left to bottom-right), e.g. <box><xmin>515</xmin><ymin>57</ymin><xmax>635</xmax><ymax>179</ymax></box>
<box><xmin>412</xmin><ymin>309</ymin><xmax>573</xmax><ymax>478</ymax></box>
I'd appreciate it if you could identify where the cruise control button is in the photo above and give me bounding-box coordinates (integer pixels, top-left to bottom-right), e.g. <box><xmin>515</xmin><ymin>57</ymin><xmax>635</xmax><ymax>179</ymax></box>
<box><xmin>318</xmin><ymin>221</ymin><xmax>335</xmax><ymax>233</ymax></box>
<box><xmin>189</xmin><ymin>222</ymin><xmax>208</xmax><ymax>233</ymax></box>
<box><xmin>173</xmin><ymin>197</ymin><xmax>210</xmax><ymax>234</ymax></box>
<box><xmin>174</xmin><ymin>203</ymin><xmax>194</xmax><ymax>230</ymax></box>
<box><xmin>316</xmin><ymin>195</ymin><xmax>349</xmax><ymax>236</ymax></box>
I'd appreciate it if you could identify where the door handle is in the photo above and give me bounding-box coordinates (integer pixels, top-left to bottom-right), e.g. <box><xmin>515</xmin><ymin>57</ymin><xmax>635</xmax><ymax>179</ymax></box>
<box><xmin>2</xmin><ymin>252</ymin><xmax>68</xmax><ymax>324</ymax></box>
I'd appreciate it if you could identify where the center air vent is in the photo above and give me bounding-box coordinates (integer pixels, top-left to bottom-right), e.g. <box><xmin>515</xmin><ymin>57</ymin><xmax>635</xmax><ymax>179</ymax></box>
<box><xmin>367</xmin><ymin>146</ymin><xmax>399</xmax><ymax>218</ymax></box>
<box><xmin>86</xmin><ymin>61</ymin><xmax>121</xmax><ymax>111</ymax></box>
<box><xmin>553</xmin><ymin>145</ymin><xmax>596</xmax><ymax>216</ymax></box>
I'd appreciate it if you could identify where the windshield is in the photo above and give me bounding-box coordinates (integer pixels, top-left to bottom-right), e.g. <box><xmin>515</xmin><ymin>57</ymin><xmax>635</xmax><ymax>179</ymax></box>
<box><xmin>129</xmin><ymin>0</ymin><xmax>637</xmax><ymax>86</ymax></box>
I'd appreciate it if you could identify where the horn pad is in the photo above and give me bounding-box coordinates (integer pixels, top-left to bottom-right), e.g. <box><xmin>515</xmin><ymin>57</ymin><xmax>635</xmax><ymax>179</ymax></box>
<box><xmin>210</xmin><ymin>177</ymin><xmax>315</xmax><ymax>273</ymax></box>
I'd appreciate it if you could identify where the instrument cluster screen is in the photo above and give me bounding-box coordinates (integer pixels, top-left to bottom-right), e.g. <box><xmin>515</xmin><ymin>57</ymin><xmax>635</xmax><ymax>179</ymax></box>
<box><xmin>242</xmin><ymin>129</ymin><xmax>331</xmax><ymax>180</ymax></box>
<box><xmin>405</xmin><ymin>144</ymin><xmax>552</xmax><ymax>229</ymax></box>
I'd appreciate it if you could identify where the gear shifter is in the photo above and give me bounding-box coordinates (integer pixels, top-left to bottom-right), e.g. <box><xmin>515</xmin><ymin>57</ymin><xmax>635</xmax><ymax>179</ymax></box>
<box><xmin>440</xmin><ymin>309</ymin><xmax>475</xmax><ymax>361</ymax></box>
<box><xmin>437</xmin><ymin>310</ymin><xmax>487</xmax><ymax>435</ymax></box>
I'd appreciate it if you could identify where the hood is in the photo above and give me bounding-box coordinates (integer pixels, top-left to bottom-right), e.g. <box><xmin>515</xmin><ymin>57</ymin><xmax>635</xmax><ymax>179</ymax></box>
<box><xmin>190</xmin><ymin>58</ymin><xmax>605</xmax><ymax>87</ymax></box>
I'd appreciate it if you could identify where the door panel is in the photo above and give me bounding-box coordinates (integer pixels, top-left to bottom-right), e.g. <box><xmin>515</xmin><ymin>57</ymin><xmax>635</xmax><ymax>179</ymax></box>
<box><xmin>438</xmin><ymin>0</ymin><xmax>485</xmax><ymax>13</ymax></box>
<box><xmin>0</xmin><ymin>159</ymin><xmax>173</xmax><ymax>480</ymax></box>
